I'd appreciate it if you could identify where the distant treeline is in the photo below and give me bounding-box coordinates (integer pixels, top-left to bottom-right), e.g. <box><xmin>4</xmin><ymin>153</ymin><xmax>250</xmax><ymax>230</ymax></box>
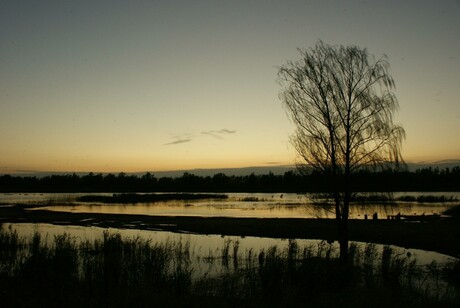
<box><xmin>1</xmin><ymin>166</ymin><xmax>459</xmax><ymax>193</ymax></box>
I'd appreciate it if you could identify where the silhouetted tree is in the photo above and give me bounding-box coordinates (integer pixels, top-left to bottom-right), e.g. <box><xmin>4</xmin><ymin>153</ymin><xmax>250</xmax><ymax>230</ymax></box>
<box><xmin>278</xmin><ymin>40</ymin><xmax>405</xmax><ymax>260</ymax></box>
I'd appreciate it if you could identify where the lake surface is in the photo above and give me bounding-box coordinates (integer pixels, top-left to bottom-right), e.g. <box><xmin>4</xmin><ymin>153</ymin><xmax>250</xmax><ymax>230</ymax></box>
<box><xmin>1</xmin><ymin>192</ymin><xmax>459</xmax><ymax>277</ymax></box>
<box><xmin>2</xmin><ymin>192</ymin><xmax>458</xmax><ymax>219</ymax></box>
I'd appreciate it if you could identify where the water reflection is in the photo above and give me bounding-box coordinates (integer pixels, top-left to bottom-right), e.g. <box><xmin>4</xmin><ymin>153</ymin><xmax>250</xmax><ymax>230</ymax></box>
<box><xmin>13</xmin><ymin>192</ymin><xmax>457</xmax><ymax>219</ymax></box>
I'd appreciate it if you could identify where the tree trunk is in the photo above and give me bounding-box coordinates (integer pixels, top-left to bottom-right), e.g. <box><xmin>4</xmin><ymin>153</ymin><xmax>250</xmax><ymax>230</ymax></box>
<box><xmin>338</xmin><ymin>217</ymin><xmax>348</xmax><ymax>262</ymax></box>
<box><xmin>340</xmin><ymin>149</ymin><xmax>351</xmax><ymax>262</ymax></box>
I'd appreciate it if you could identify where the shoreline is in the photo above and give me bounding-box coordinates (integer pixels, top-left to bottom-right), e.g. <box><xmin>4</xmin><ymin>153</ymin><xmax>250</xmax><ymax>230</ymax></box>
<box><xmin>1</xmin><ymin>205</ymin><xmax>459</xmax><ymax>258</ymax></box>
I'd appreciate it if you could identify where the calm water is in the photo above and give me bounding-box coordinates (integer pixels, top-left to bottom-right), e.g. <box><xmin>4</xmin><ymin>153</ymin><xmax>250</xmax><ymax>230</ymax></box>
<box><xmin>1</xmin><ymin>192</ymin><xmax>459</xmax><ymax>274</ymax></box>
<box><xmin>2</xmin><ymin>192</ymin><xmax>458</xmax><ymax>219</ymax></box>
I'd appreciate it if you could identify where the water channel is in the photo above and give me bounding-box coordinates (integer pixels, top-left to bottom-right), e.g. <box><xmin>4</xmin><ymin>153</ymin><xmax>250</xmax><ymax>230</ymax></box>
<box><xmin>1</xmin><ymin>192</ymin><xmax>458</xmax><ymax>268</ymax></box>
<box><xmin>2</xmin><ymin>192</ymin><xmax>458</xmax><ymax>219</ymax></box>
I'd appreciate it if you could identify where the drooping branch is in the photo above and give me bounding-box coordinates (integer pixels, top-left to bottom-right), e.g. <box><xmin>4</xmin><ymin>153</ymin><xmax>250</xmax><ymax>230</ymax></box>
<box><xmin>278</xmin><ymin>39</ymin><xmax>405</xmax><ymax>186</ymax></box>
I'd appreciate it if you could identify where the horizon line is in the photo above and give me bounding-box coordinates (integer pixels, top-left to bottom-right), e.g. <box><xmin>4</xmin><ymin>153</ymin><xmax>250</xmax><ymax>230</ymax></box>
<box><xmin>2</xmin><ymin>159</ymin><xmax>460</xmax><ymax>176</ymax></box>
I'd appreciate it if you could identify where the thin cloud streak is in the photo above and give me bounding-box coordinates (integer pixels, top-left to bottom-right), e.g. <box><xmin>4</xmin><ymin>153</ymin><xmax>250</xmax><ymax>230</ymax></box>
<box><xmin>201</xmin><ymin>129</ymin><xmax>237</xmax><ymax>139</ymax></box>
<box><xmin>164</xmin><ymin>139</ymin><xmax>192</xmax><ymax>146</ymax></box>
<box><xmin>0</xmin><ymin>168</ymin><xmax>40</xmax><ymax>174</ymax></box>
<box><xmin>219</xmin><ymin>129</ymin><xmax>237</xmax><ymax>134</ymax></box>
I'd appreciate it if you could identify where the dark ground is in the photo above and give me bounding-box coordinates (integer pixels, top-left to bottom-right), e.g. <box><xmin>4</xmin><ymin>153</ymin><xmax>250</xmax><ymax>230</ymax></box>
<box><xmin>1</xmin><ymin>204</ymin><xmax>459</xmax><ymax>258</ymax></box>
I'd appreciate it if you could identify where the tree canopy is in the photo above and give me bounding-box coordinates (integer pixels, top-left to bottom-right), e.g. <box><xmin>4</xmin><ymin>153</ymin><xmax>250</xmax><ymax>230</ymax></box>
<box><xmin>278</xmin><ymin>40</ymin><xmax>405</xmax><ymax>174</ymax></box>
<box><xmin>278</xmin><ymin>41</ymin><xmax>405</xmax><ymax>259</ymax></box>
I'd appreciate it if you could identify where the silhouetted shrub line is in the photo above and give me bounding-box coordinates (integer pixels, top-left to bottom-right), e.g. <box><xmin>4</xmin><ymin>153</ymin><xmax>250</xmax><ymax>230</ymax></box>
<box><xmin>1</xmin><ymin>166</ymin><xmax>460</xmax><ymax>193</ymax></box>
<box><xmin>76</xmin><ymin>193</ymin><xmax>228</xmax><ymax>204</ymax></box>
<box><xmin>0</xmin><ymin>228</ymin><xmax>459</xmax><ymax>306</ymax></box>
<box><xmin>351</xmin><ymin>194</ymin><xmax>458</xmax><ymax>204</ymax></box>
<box><xmin>444</xmin><ymin>204</ymin><xmax>460</xmax><ymax>217</ymax></box>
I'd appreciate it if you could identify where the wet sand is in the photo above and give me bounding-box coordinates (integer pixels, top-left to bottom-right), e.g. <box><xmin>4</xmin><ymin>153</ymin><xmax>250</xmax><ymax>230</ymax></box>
<box><xmin>1</xmin><ymin>205</ymin><xmax>459</xmax><ymax>258</ymax></box>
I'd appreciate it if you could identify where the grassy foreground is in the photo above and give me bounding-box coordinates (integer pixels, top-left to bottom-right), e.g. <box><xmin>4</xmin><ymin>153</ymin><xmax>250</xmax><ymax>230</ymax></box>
<box><xmin>0</xmin><ymin>228</ymin><xmax>459</xmax><ymax>307</ymax></box>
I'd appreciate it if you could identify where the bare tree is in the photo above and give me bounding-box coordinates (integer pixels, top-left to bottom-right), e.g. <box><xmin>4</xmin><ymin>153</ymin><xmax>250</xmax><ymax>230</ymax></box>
<box><xmin>278</xmin><ymin>41</ymin><xmax>405</xmax><ymax>260</ymax></box>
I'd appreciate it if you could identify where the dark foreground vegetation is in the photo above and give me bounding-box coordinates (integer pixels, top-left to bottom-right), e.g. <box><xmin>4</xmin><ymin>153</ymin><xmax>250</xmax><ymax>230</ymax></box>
<box><xmin>444</xmin><ymin>204</ymin><xmax>460</xmax><ymax>217</ymax></box>
<box><xmin>1</xmin><ymin>166</ymin><xmax>460</xmax><ymax>193</ymax></box>
<box><xmin>0</xmin><ymin>227</ymin><xmax>459</xmax><ymax>307</ymax></box>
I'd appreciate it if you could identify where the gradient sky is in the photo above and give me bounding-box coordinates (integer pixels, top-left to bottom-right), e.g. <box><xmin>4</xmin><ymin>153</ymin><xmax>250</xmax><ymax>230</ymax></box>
<box><xmin>1</xmin><ymin>0</ymin><xmax>459</xmax><ymax>173</ymax></box>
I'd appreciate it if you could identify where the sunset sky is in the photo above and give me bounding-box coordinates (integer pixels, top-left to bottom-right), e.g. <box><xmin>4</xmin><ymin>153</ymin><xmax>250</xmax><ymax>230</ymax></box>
<box><xmin>1</xmin><ymin>1</ymin><xmax>459</xmax><ymax>173</ymax></box>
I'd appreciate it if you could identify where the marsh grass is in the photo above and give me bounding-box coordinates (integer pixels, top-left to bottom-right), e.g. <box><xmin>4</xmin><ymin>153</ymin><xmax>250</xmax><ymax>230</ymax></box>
<box><xmin>444</xmin><ymin>204</ymin><xmax>460</xmax><ymax>217</ymax></box>
<box><xmin>350</xmin><ymin>194</ymin><xmax>458</xmax><ymax>205</ymax></box>
<box><xmin>312</xmin><ymin>193</ymin><xmax>458</xmax><ymax>204</ymax></box>
<box><xmin>0</xmin><ymin>227</ymin><xmax>458</xmax><ymax>307</ymax></box>
<box><xmin>76</xmin><ymin>193</ymin><xmax>228</xmax><ymax>204</ymax></box>
<box><xmin>239</xmin><ymin>197</ymin><xmax>268</xmax><ymax>202</ymax></box>
<box><xmin>398</xmin><ymin>195</ymin><xmax>458</xmax><ymax>203</ymax></box>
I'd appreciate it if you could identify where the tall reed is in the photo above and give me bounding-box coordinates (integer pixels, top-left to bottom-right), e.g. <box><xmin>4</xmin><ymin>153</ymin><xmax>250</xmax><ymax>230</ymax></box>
<box><xmin>0</xmin><ymin>227</ymin><xmax>458</xmax><ymax>307</ymax></box>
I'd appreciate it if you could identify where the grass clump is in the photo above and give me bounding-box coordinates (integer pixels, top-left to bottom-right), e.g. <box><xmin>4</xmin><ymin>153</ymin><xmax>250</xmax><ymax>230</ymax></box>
<box><xmin>0</xmin><ymin>227</ymin><xmax>458</xmax><ymax>307</ymax></box>
<box><xmin>350</xmin><ymin>194</ymin><xmax>458</xmax><ymax>204</ymax></box>
<box><xmin>397</xmin><ymin>195</ymin><xmax>458</xmax><ymax>203</ymax></box>
<box><xmin>444</xmin><ymin>204</ymin><xmax>460</xmax><ymax>217</ymax></box>
<box><xmin>76</xmin><ymin>193</ymin><xmax>228</xmax><ymax>204</ymax></box>
<box><xmin>240</xmin><ymin>197</ymin><xmax>260</xmax><ymax>202</ymax></box>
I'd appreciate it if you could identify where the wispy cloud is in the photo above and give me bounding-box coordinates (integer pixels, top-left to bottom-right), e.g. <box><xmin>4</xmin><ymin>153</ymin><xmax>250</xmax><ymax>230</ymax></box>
<box><xmin>201</xmin><ymin>129</ymin><xmax>237</xmax><ymax>139</ymax></box>
<box><xmin>0</xmin><ymin>167</ymin><xmax>39</xmax><ymax>174</ymax></box>
<box><xmin>220</xmin><ymin>129</ymin><xmax>237</xmax><ymax>134</ymax></box>
<box><xmin>164</xmin><ymin>133</ymin><xmax>194</xmax><ymax>146</ymax></box>
<box><xmin>164</xmin><ymin>129</ymin><xmax>236</xmax><ymax>145</ymax></box>
<box><xmin>164</xmin><ymin>138</ymin><xmax>192</xmax><ymax>146</ymax></box>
